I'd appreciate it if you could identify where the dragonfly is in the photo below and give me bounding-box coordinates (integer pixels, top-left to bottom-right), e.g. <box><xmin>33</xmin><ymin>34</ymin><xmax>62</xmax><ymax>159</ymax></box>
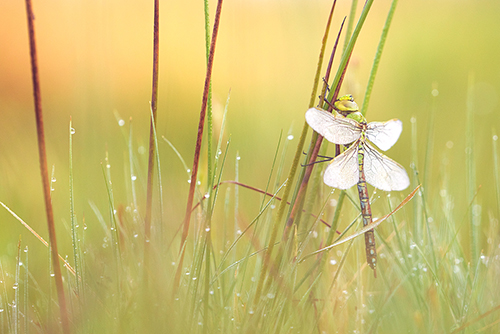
<box><xmin>305</xmin><ymin>102</ymin><xmax>409</xmax><ymax>277</ymax></box>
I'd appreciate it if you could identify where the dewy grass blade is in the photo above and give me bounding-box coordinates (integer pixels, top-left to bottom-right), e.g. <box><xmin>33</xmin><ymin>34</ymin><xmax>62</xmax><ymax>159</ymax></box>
<box><xmin>466</xmin><ymin>72</ymin><xmax>478</xmax><ymax>269</ymax></box>
<box><xmin>177</xmin><ymin>0</ymin><xmax>224</xmax><ymax>293</ymax></box>
<box><xmin>0</xmin><ymin>202</ymin><xmax>77</xmax><ymax>276</ymax></box>
<box><xmin>493</xmin><ymin>131</ymin><xmax>500</xmax><ymax>219</ymax></box>
<box><xmin>69</xmin><ymin>118</ymin><xmax>81</xmax><ymax>295</ymax></box>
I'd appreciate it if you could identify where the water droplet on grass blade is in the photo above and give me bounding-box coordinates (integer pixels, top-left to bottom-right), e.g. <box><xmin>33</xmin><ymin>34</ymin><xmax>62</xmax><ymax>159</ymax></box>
<box><xmin>287</xmin><ymin>135</ymin><xmax>294</xmax><ymax>140</ymax></box>
<box><xmin>118</xmin><ymin>119</ymin><xmax>125</xmax><ymax>126</ymax></box>
<box><xmin>70</xmin><ymin>128</ymin><xmax>76</xmax><ymax>134</ymax></box>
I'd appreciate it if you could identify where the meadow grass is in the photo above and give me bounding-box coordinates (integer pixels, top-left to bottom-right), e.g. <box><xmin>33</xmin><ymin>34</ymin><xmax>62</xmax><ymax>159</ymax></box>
<box><xmin>1</xmin><ymin>0</ymin><xmax>500</xmax><ymax>333</ymax></box>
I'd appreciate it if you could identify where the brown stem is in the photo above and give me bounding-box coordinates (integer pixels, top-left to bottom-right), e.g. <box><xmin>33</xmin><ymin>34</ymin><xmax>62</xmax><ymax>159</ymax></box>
<box><xmin>174</xmin><ymin>0</ymin><xmax>224</xmax><ymax>292</ymax></box>
<box><xmin>24</xmin><ymin>0</ymin><xmax>70</xmax><ymax>332</ymax></box>
<box><xmin>144</xmin><ymin>0</ymin><xmax>160</xmax><ymax>281</ymax></box>
<box><xmin>283</xmin><ymin>20</ymin><xmax>350</xmax><ymax>239</ymax></box>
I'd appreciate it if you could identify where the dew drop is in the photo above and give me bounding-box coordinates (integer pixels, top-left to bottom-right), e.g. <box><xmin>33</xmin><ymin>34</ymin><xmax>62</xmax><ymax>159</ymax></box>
<box><xmin>70</xmin><ymin>128</ymin><xmax>76</xmax><ymax>135</ymax></box>
<box><xmin>51</xmin><ymin>177</ymin><xmax>56</xmax><ymax>183</ymax></box>
<box><xmin>236</xmin><ymin>156</ymin><xmax>241</xmax><ymax>161</ymax></box>
<box><xmin>131</xmin><ymin>175</ymin><xmax>137</xmax><ymax>181</ymax></box>
<box><xmin>330</xmin><ymin>259</ymin><xmax>337</xmax><ymax>265</ymax></box>
<box><xmin>205</xmin><ymin>227</ymin><xmax>211</xmax><ymax>232</ymax></box>
<box><xmin>12</xmin><ymin>283</ymin><xmax>18</xmax><ymax>290</ymax></box>
<box><xmin>118</xmin><ymin>119</ymin><xmax>125</xmax><ymax>127</ymax></box>
<box><xmin>494</xmin><ymin>135</ymin><xmax>498</xmax><ymax>141</ymax></box>
<box><xmin>431</xmin><ymin>89</ymin><xmax>439</xmax><ymax>97</ymax></box>
<box><xmin>287</xmin><ymin>135</ymin><xmax>294</xmax><ymax>140</ymax></box>
<box><xmin>446</xmin><ymin>141</ymin><xmax>454</xmax><ymax>149</ymax></box>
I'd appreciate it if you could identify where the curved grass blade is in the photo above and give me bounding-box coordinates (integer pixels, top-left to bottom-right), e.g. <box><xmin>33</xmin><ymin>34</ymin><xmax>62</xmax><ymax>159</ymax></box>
<box><xmin>299</xmin><ymin>185</ymin><xmax>420</xmax><ymax>262</ymax></box>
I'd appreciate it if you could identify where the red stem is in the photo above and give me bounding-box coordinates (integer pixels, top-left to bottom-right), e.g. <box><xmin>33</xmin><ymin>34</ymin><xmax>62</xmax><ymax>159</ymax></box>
<box><xmin>174</xmin><ymin>0</ymin><xmax>224</xmax><ymax>291</ymax></box>
<box><xmin>144</xmin><ymin>0</ymin><xmax>160</xmax><ymax>279</ymax></box>
<box><xmin>24</xmin><ymin>0</ymin><xmax>70</xmax><ymax>332</ymax></box>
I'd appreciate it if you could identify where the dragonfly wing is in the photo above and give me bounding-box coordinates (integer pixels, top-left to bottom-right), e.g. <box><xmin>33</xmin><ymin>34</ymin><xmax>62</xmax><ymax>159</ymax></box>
<box><xmin>306</xmin><ymin>107</ymin><xmax>361</xmax><ymax>145</ymax></box>
<box><xmin>323</xmin><ymin>143</ymin><xmax>359</xmax><ymax>189</ymax></box>
<box><xmin>366</xmin><ymin>119</ymin><xmax>402</xmax><ymax>151</ymax></box>
<box><xmin>363</xmin><ymin>142</ymin><xmax>410</xmax><ymax>191</ymax></box>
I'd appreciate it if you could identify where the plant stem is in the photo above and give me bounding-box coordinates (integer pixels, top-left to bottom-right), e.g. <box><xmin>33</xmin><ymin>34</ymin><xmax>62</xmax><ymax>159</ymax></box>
<box><xmin>24</xmin><ymin>0</ymin><xmax>70</xmax><ymax>331</ymax></box>
<box><xmin>175</xmin><ymin>0</ymin><xmax>224</xmax><ymax>292</ymax></box>
<box><xmin>144</xmin><ymin>0</ymin><xmax>160</xmax><ymax>277</ymax></box>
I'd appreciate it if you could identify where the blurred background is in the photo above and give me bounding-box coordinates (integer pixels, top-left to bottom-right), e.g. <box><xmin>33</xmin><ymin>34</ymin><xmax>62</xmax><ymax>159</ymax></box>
<box><xmin>1</xmin><ymin>0</ymin><xmax>500</xmax><ymax>270</ymax></box>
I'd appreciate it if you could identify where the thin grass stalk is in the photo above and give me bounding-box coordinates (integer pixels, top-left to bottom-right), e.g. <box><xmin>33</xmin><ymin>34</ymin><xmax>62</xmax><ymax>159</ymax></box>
<box><xmin>14</xmin><ymin>240</ymin><xmax>20</xmax><ymax>334</ymax></box>
<box><xmin>128</xmin><ymin>119</ymin><xmax>139</xmax><ymax>215</ymax></box>
<box><xmin>493</xmin><ymin>131</ymin><xmax>500</xmax><ymax>220</ymax></box>
<box><xmin>466</xmin><ymin>72</ymin><xmax>478</xmax><ymax>269</ymax></box>
<box><xmin>360</xmin><ymin>0</ymin><xmax>398</xmax><ymax>116</ymax></box>
<box><xmin>176</xmin><ymin>0</ymin><xmax>224</xmax><ymax>292</ymax></box>
<box><xmin>343</xmin><ymin>0</ymin><xmax>358</xmax><ymax>51</ymax></box>
<box><xmin>324</xmin><ymin>0</ymin><xmax>374</xmax><ymax>106</ymax></box>
<box><xmin>423</xmin><ymin>84</ymin><xmax>438</xmax><ymax>192</ymax></box>
<box><xmin>23</xmin><ymin>0</ymin><xmax>69</xmax><ymax>331</ymax></box>
<box><xmin>69</xmin><ymin>118</ymin><xmax>80</xmax><ymax>296</ymax></box>
<box><xmin>144</xmin><ymin>0</ymin><xmax>160</xmax><ymax>275</ymax></box>
<box><xmin>204</xmin><ymin>0</ymin><xmax>214</xmax><ymax>195</ymax></box>
<box><xmin>23</xmin><ymin>246</ymin><xmax>28</xmax><ymax>334</ymax></box>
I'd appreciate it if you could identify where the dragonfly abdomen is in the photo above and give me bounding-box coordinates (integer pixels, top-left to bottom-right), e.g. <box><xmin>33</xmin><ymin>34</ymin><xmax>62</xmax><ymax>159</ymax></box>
<box><xmin>357</xmin><ymin>137</ymin><xmax>377</xmax><ymax>276</ymax></box>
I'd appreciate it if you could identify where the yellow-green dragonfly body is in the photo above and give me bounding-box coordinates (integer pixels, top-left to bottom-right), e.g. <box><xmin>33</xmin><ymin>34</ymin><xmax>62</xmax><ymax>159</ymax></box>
<box><xmin>305</xmin><ymin>106</ymin><xmax>409</xmax><ymax>275</ymax></box>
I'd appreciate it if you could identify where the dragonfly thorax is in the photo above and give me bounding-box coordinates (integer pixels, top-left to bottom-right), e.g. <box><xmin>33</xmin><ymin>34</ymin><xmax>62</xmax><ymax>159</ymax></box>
<box><xmin>345</xmin><ymin>111</ymin><xmax>367</xmax><ymax>128</ymax></box>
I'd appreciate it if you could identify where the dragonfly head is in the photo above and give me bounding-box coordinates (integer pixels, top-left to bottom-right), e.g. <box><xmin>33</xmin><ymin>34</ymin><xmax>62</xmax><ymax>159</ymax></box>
<box><xmin>334</xmin><ymin>94</ymin><xmax>359</xmax><ymax>115</ymax></box>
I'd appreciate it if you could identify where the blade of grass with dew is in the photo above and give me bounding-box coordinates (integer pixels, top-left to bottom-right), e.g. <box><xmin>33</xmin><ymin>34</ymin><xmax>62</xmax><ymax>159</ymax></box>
<box><xmin>128</xmin><ymin>118</ymin><xmax>140</xmax><ymax>222</ymax></box>
<box><xmin>216</xmin><ymin>181</ymin><xmax>288</xmax><ymax>273</ymax></box>
<box><xmin>100</xmin><ymin>158</ymin><xmax>122</xmax><ymax>290</ymax></box>
<box><xmin>149</xmin><ymin>104</ymin><xmax>164</xmax><ymax>241</ymax></box>
<box><xmin>177</xmin><ymin>0</ymin><xmax>224</xmax><ymax>294</ymax></box>
<box><xmin>204</xmin><ymin>0</ymin><xmax>214</xmax><ymax>199</ymax></box>
<box><xmin>239</xmin><ymin>132</ymin><xmax>284</xmax><ymax>304</ymax></box>
<box><xmin>69</xmin><ymin>117</ymin><xmax>81</xmax><ymax>296</ymax></box>
<box><xmin>493</xmin><ymin>131</ymin><xmax>500</xmax><ymax>219</ymax></box>
<box><xmin>202</xmin><ymin>139</ymin><xmax>231</xmax><ymax>330</ymax></box>
<box><xmin>0</xmin><ymin>202</ymin><xmax>76</xmax><ymax>276</ymax></box>
<box><xmin>23</xmin><ymin>246</ymin><xmax>28</xmax><ymax>334</ymax></box>
<box><xmin>14</xmin><ymin>239</ymin><xmax>20</xmax><ymax>334</ymax></box>
<box><xmin>466</xmin><ymin>72</ymin><xmax>478</xmax><ymax>269</ymax></box>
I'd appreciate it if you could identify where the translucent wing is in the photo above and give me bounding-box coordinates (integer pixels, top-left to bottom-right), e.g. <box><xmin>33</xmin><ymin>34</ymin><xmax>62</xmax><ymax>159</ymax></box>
<box><xmin>323</xmin><ymin>143</ymin><xmax>359</xmax><ymax>189</ymax></box>
<box><xmin>366</xmin><ymin>119</ymin><xmax>402</xmax><ymax>151</ymax></box>
<box><xmin>363</xmin><ymin>142</ymin><xmax>410</xmax><ymax>191</ymax></box>
<box><xmin>306</xmin><ymin>107</ymin><xmax>362</xmax><ymax>145</ymax></box>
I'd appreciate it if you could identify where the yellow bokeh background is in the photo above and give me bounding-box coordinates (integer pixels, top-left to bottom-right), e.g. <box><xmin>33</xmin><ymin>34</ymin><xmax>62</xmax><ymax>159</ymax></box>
<box><xmin>1</xmin><ymin>0</ymin><xmax>500</xmax><ymax>264</ymax></box>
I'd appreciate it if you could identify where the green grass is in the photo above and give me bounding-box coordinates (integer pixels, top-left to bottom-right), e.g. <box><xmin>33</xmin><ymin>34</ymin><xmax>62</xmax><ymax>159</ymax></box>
<box><xmin>1</xmin><ymin>0</ymin><xmax>500</xmax><ymax>333</ymax></box>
